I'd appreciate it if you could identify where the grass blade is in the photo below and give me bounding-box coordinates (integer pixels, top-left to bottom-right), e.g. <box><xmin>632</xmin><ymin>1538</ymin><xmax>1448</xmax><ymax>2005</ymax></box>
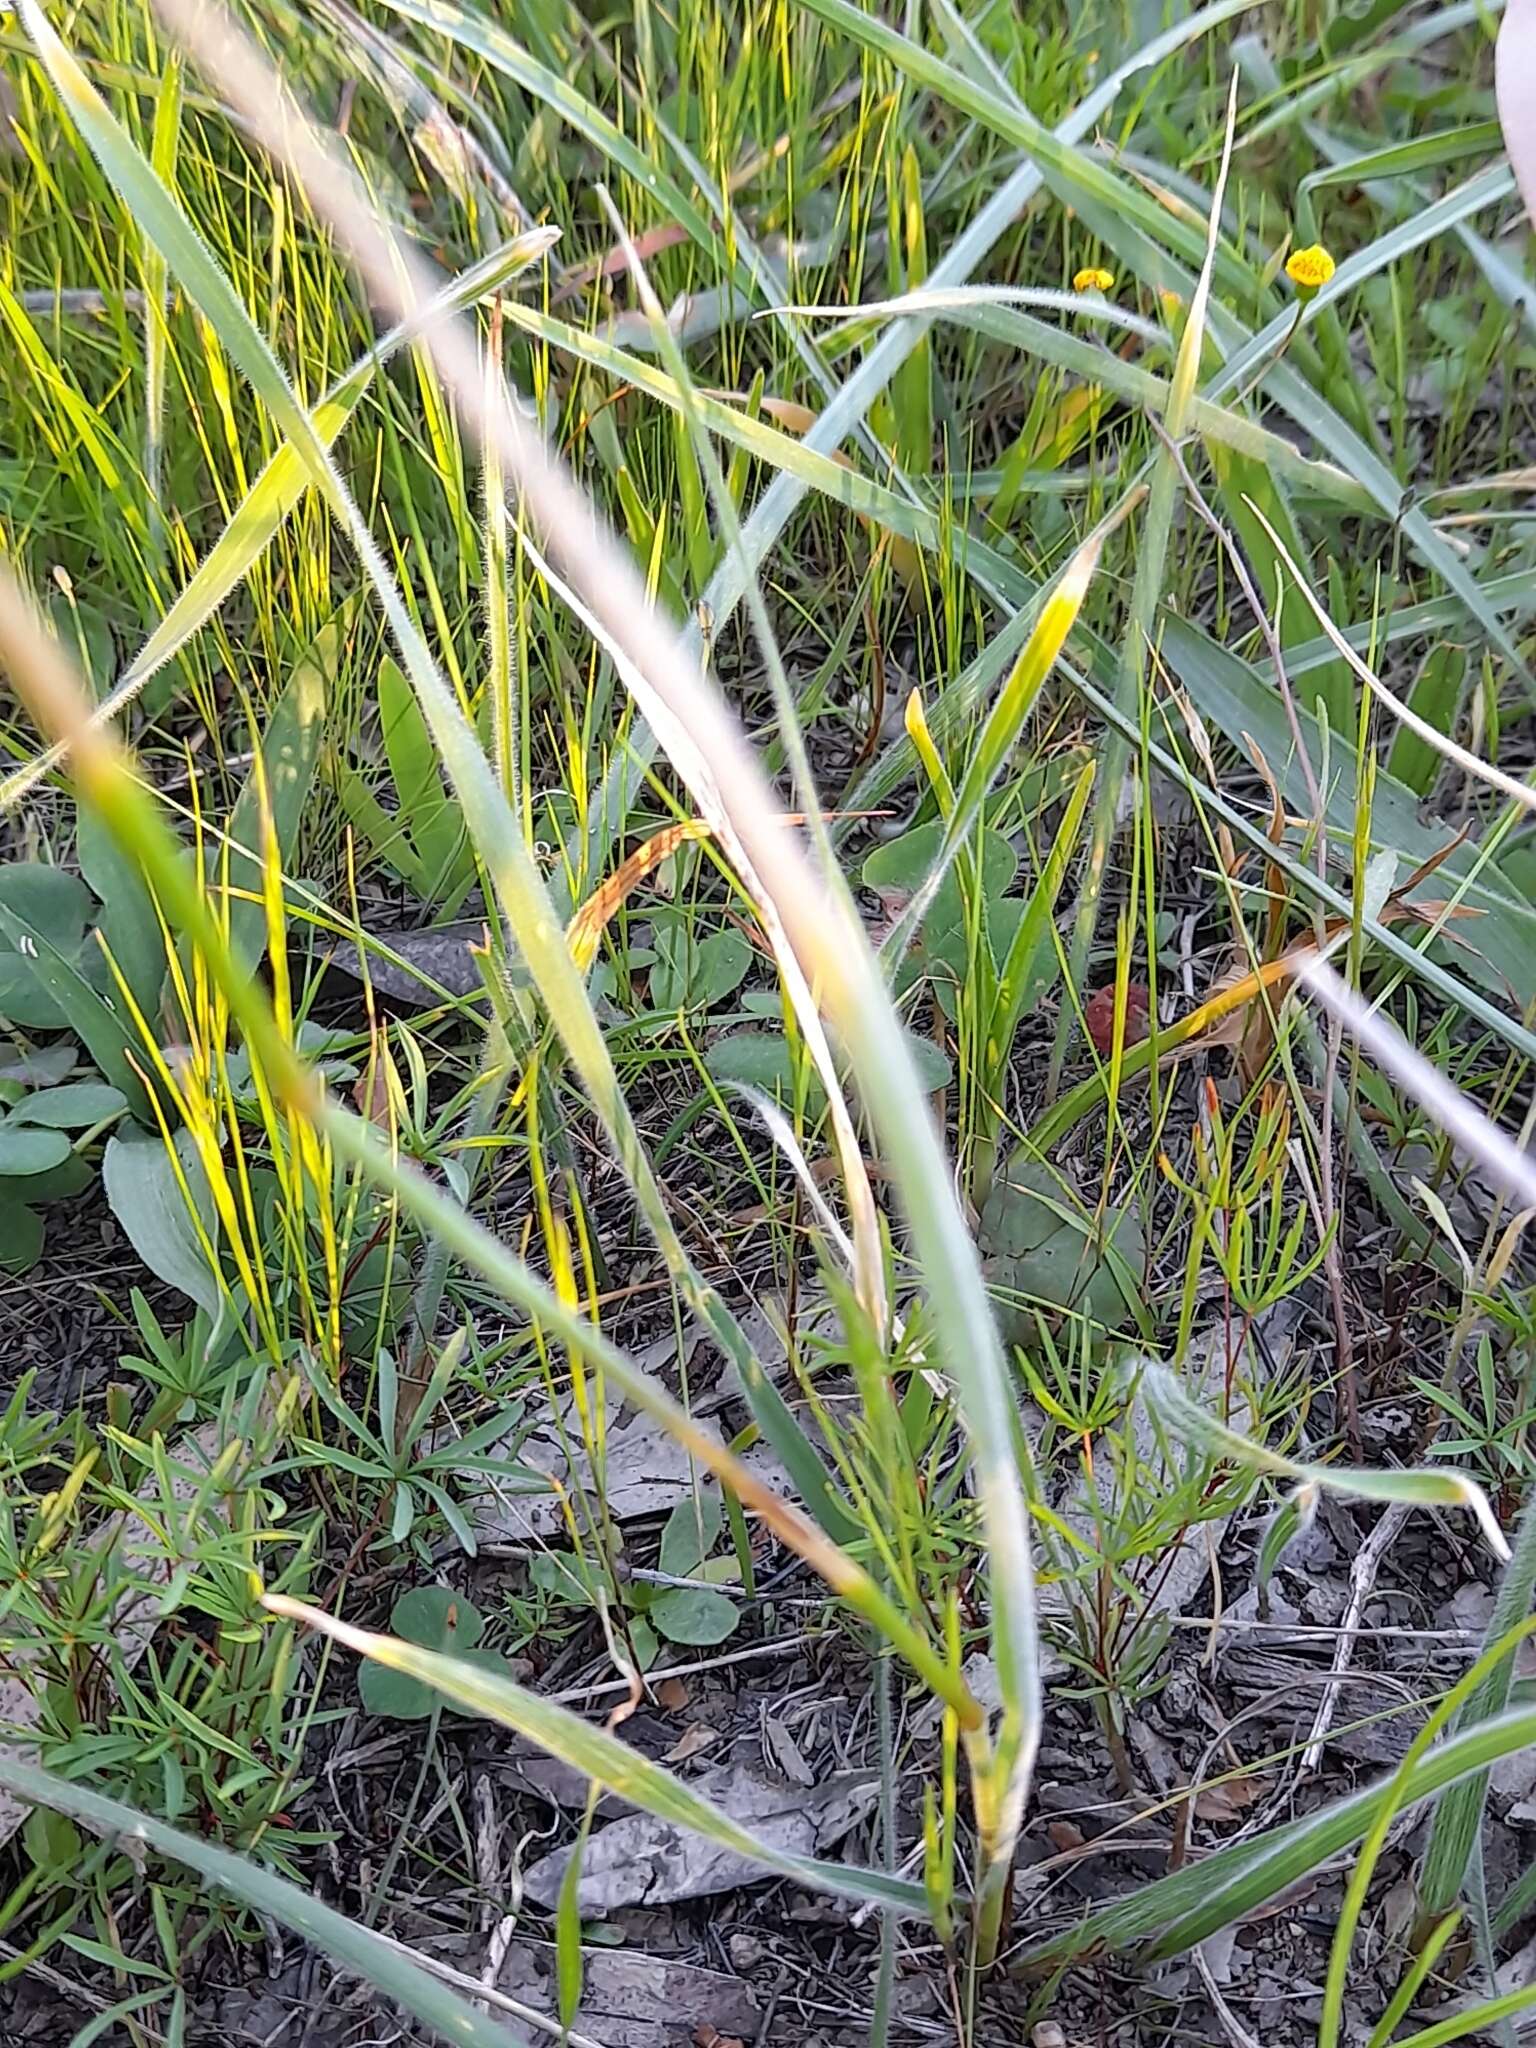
<box><xmin>1017</xmin><ymin>1702</ymin><xmax>1536</xmax><ymax>1969</ymax></box>
<box><xmin>0</xmin><ymin>1760</ymin><xmax>538</xmax><ymax>2048</ymax></box>
<box><xmin>0</xmin><ymin>561</ymin><xmax>979</xmax><ymax>1729</ymax></box>
<box><xmin>0</xmin><ymin>227</ymin><xmax>555</xmax><ymax>811</ymax></box>
<box><xmin>267</xmin><ymin>1594</ymin><xmax>927</xmax><ymax>1915</ymax></box>
<box><xmin>18</xmin><ymin>0</ymin><xmax>850</xmax><ymax>1537</ymax></box>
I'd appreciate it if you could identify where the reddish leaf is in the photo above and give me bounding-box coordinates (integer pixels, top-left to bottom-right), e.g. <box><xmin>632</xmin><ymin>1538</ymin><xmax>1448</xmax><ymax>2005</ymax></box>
<box><xmin>1084</xmin><ymin>982</ymin><xmax>1151</xmax><ymax>1057</ymax></box>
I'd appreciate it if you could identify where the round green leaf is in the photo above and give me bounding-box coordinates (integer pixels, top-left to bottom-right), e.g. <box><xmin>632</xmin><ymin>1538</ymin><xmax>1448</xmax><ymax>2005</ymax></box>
<box><xmin>706</xmin><ymin>1030</ymin><xmax>825</xmax><ymax>1108</ymax></box>
<box><xmin>11</xmin><ymin>1082</ymin><xmax>128</xmax><ymax>1129</ymax></box>
<box><xmin>659</xmin><ymin>1490</ymin><xmax>723</xmax><ymax>1578</ymax></box>
<box><xmin>862</xmin><ymin>822</ymin><xmax>1018</xmax><ymax>917</ymax></box>
<box><xmin>18</xmin><ymin>1153</ymin><xmax>91</xmax><ymax>1205</ymax></box>
<box><xmin>906</xmin><ymin>1035</ymin><xmax>953</xmax><ymax>1092</ymax></box>
<box><xmin>0</xmin><ymin>865</ymin><xmax>91</xmax><ymax>950</ymax></box>
<box><xmin>648</xmin><ymin>1586</ymin><xmax>740</xmax><ymax>1646</ymax></box>
<box><xmin>0</xmin><ymin>1197</ymin><xmax>43</xmax><ymax>1275</ymax></box>
<box><xmin>21</xmin><ymin>1805</ymin><xmax>81</xmax><ymax>1873</ymax></box>
<box><xmin>358</xmin><ymin>1588</ymin><xmax>488</xmax><ymax>1720</ymax></box>
<box><xmin>981</xmin><ymin>1154</ymin><xmax>1145</xmax><ymax>1336</ymax></box>
<box><xmin>651</xmin><ymin>924</ymin><xmax>751</xmax><ymax>1011</ymax></box>
<box><xmin>0</xmin><ymin>1125</ymin><xmax>71</xmax><ymax>1177</ymax></box>
<box><xmin>389</xmin><ymin>1584</ymin><xmax>485</xmax><ymax>1651</ymax></box>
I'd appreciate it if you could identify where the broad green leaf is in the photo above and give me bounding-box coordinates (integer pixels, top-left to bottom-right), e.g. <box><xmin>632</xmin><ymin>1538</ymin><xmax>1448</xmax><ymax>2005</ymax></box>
<box><xmin>9</xmin><ymin>1082</ymin><xmax>127</xmax><ymax>1129</ymax></box>
<box><xmin>213</xmin><ymin>625</ymin><xmax>329</xmax><ymax>974</ymax></box>
<box><xmin>705</xmin><ymin>1029</ymin><xmax>819</xmax><ymax>1106</ymax></box>
<box><xmin>77</xmin><ymin>807</ymin><xmax>166</xmax><ymax>1016</ymax></box>
<box><xmin>376</xmin><ymin>654</ymin><xmax>464</xmax><ymax>884</ymax></box>
<box><xmin>102</xmin><ymin>1125</ymin><xmax>221</xmax><ymax>1317</ymax></box>
<box><xmin>650</xmin><ymin>924</ymin><xmax>751</xmax><ymax>1012</ymax></box>
<box><xmin>648</xmin><ymin>1586</ymin><xmax>739</xmax><ymax>1646</ymax></box>
<box><xmin>359</xmin><ymin>1586</ymin><xmax>499</xmax><ymax>1721</ymax></box>
<box><xmin>1387</xmin><ymin>645</ymin><xmax>1467</xmax><ymax>796</ymax></box>
<box><xmin>0</xmin><ymin>862</ymin><xmax>92</xmax><ymax>1027</ymax></box>
<box><xmin>0</xmin><ymin>862</ymin><xmax>90</xmax><ymax>955</ymax></box>
<box><xmin>660</xmin><ymin>1490</ymin><xmax>723</xmax><ymax>1577</ymax></box>
<box><xmin>0</xmin><ymin>901</ymin><xmax>150</xmax><ymax>1117</ymax></box>
<box><xmin>0</xmin><ymin>1198</ymin><xmax>44</xmax><ymax>1275</ymax></box>
<box><xmin>0</xmin><ymin>1124</ymin><xmax>70</xmax><ymax>1177</ymax></box>
<box><xmin>864</xmin><ymin>822</ymin><xmax>1017</xmax><ymax>908</ymax></box>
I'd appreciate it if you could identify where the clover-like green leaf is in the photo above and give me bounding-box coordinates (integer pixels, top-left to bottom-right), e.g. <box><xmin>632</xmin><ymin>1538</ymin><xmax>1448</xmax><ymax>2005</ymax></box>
<box><xmin>979</xmin><ymin>1154</ymin><xmax>1145</xmax><ymax>1337</ymax></box>
<box><xmin>358</xmin><ymin>1586</ymin><xmax>495</xmax><ymax>1721</ymax></box>
<box><xmin>0</xmin><ymin>1124</ymin><xmax>71</xmax><ymax>1178</ymax></box>
<box><xmin>648</xmin><ymin>1586</ymin><xmax>739</xmax><ymax>1646</ymax></box>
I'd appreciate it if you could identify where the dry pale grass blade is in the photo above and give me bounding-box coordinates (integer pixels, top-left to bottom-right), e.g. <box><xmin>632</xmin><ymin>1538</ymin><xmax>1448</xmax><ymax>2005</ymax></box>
<box><xmin>1297</xmin><ymin>953</ymin><xmax>1536</xmax><ymax>1216</ymax></box>
<box><xmin>1497</xmin><ymin>0</ymin><xmax>1536</xmax><ymax>227</ymax></box>
<box><xmin>516</xmin><ymin>526</ymin><xmax>887</xmax><ymax>1333</ymax></box>
<box><xmin>150</xmin><ymin>1</ymin><xmax>1041</xmax><ymax>1839</ymax></box>
<box><xmin>1246</xmin><ymin>496</ymin><xmax>1536</xmax><ymax>816</ymax></box>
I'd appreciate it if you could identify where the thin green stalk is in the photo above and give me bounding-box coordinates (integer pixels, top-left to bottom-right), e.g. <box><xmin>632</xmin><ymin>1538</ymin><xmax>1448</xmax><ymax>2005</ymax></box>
<box><xmin>141</xmin><ymin>39</ymin><xmax>181</xmax><ymax>559</ymax></box>
<box><xmin>1050</xmin><ymin>74</ymin><xmax>1238</xmax><ymax>1096</ymax></box>
<box><xmin>1418</xmin><ymin>1486</ymin><xmax>1536</xmax><ymax>1920</ymax></box>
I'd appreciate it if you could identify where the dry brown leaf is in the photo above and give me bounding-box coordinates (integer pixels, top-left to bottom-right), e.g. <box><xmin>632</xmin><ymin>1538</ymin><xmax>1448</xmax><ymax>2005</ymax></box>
<box><xmin>1193</xmin><ymin>1773</ymin><xmax>1266</xmax><ymax>1822</ymax></box>
<box><xmin>663</xmin><ymin>1724</ymin><xmax>719</xmax><ymax>1765</ymax></box>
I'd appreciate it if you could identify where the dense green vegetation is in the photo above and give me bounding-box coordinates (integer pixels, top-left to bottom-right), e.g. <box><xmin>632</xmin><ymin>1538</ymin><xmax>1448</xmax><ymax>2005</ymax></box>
<box><xmin>2</xmin><ymin>0</ymin><xmax>1536</xmax><ymax>2039</ymax></box>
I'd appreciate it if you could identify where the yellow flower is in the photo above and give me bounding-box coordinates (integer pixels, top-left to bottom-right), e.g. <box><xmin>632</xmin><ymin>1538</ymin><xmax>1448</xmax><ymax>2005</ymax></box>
<box><xmin>1285</xmin><ymin>243</ymin><xmax>1335</xmax><ymax>294</ymax></box>
<box><xmin>1073</xmin><ymin>266</ymin><xmax>1115</xmax><ymax>293</ymax></box>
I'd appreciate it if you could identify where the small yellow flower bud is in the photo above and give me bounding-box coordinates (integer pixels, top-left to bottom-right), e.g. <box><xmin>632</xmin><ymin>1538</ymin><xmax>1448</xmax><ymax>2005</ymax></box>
<box><xmin>1285</xmin><ymin>243</ymin><xmax>1335</xmax><ymax>295</ymax></box>
<box><xmin>1072</xmin><ymin>267</ymin><xmax>1115</xmax><ymax>294</ymax></box>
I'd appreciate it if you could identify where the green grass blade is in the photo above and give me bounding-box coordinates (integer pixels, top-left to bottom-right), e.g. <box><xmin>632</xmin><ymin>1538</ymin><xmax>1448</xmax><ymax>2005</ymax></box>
<box><xmin>1016</xmin><ymin>1702</ymin><xmax>1536</xmax><ymax>1969</ymax></box>
<box><xmin>18</xmin><ymin>0</ymin><xmax>845</xmax><ymax>1540</ymax></box>
<box><xmin>1299</xmin><ymin>120</ymin><xmax>1504</xmax><ymax>190</ymax></box>
<box><xmin>879</xmin><ymin>514</ymin><xmax>1113</xmax><ymax>966</ymax></box>
<box><xmin>0</xmin><ymin>228</ymin><xmax>553</xmax><ymax>812</ymax></box>
<box><xmin>268</xmin><ymin>1595</ymin><xmax>928</xmax><ymax>1916</ymax></box>
<box><xmin>803</xmin><ymin>0</ymin><xmax>1532</xmax><ymax>691</ymax></box>
<box><xmin>40</xmin><ymin>2</ymin><xmax>1045</xmax><ymax>1922</ymax></box>
<box><xmin>1136</xmin><ymin>1359</ymin><xmax>1508</xmax><ymax>1561</ymax></box>
<box><xmin>583</xmin><ymin>0</ymin><xmax>1262</xmax><ymax>881</ymax></box>
<box><xmin>791</xmin><ymin>291</ymin><xmax>1372</xmax><ymax>510</ymax></box>
<box><xmin>140</xmin><ymin>37</ymin><xmax>180</xmax><ymax>552</ymax></box>
<box><xmin>1419</xmin><ymin>1492</ymin><xmax>1536</xmax><ymax>1918</ymax></box>
<box><xmin>0</xmin><ymin>1760</ymin><xmax>538</xmax><ymax>2048</ymax></box>
<box><xmin>1160</xmin><ymin>613</ymin><xmax>1536</xmax><ymax>1004</ymax></box>
<box><xmin>0</xmin><ymin>568</ymin><xmax>975</xmax><ymax>1729</ymax></box>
